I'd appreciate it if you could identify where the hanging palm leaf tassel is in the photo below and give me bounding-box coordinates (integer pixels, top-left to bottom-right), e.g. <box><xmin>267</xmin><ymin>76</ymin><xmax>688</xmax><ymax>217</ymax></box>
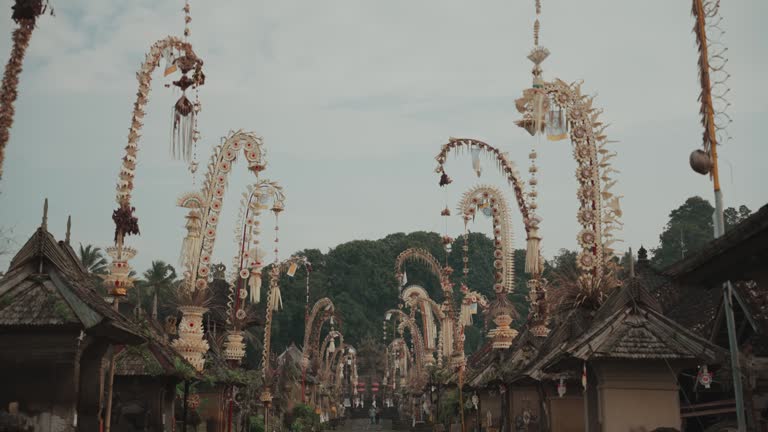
<box><xmin>171</xmin><ymin>93</ymin><xmax>195</xmax><ymax>161</ymax></box>
<box><xmin>525</xmin><ymin>228</ymin><xmax>542</xmax><ymax>275</ymax></box>
<box><xmin>249</xmin><ymin>269</ymin><xmax>262</xmax><ymax>304</ymax></box>
<box><xmin>268</xmin><ymin>284</ymin><xmax>282</xmax><ymax>311</ymax></box>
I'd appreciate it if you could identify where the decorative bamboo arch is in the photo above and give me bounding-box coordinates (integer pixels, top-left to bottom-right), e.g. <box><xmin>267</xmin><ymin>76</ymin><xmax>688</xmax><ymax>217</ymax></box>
<box><xmin>310</xmin><ymin>311</ymin><xmax>343</xmax><ymax>362</ymax></box>
<box><xmin>394</xmin><ymin>248</ymin><xmax>450</xmax><ymax>292</ymax></box>
<box><xmin>514</xmin><ymin>78</ymin><xmax>623</xmax><ymax>286</ymax></box>
<box><xmin>401</xmin><ymin>285</ymin><xmax>445</xmax><ymax>358</ymax></box>
<box><xmin>302</xmin><ymin>297</ymin><xmax>335</xmax><ymax>363</ymax></box>
<box><xmin>386</xmin><ymin>309</ymin><xmax>426</xmax><ymax>385</ymax></box>
<box><xmin>435</xmin><ymin>140</ymin><xmax>533</xmax><ymax>236</ymax></box>
<box><xmin>401</xmin><ymin>286</ymin><xmax>445</xmax><ymax>318</ymax></box>
<box><xmin>394</xmin><ymin>248</ymin><xmax>460</xmax><ymax>364</ymax></box>
<box><xmin>177</xmin><ymin>130</ymin><xmax>267</xmax><ymax>293</ymax></box>
<box><xmin>260</xmin><ymin>255</ymin><xmax>309</xmax><ymax>378</ymax></box>
<box><xmin>225</xmin><ymin>180</ymin><xmax>285</xmax><ymax>330</ymax></box>
<box><xmin>320</xmin><ymin>331</ymin><xmax>344</xmax><ymax>365</ymax></box>
<box><xmin>331</xmin><ymin>345</ymin><xmax>357</xmax><ymax>395</ymax></box>
<box><xmin>457</xmin><ymin>185</ymin><xmax>515</xmax><ymax>294</ymax></box>
<box><xmin>113</xmin><ymin>37</ymin><xmax>205</xmax><ymax>246</ymax></box>
<box><xmin>387</xmin><ymin>338</ymin><xmax>412</xmax><ymax>390</ymax></box>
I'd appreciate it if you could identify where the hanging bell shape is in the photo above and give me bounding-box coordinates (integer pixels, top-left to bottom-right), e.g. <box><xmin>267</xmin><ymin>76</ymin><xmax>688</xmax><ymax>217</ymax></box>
<box><xmin>515</xmin><ymin>118</ymin><xmax>540</xmax><ymax>136</ymax></box>
<box><xmin>328</xmin><ymin>338</ymin><xmax>336</xmax><ymax>354</ymax></box>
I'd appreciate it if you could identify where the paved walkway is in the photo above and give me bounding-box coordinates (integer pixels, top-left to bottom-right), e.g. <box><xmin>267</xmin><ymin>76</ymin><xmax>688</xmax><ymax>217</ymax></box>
<box><xmin>338</xmin><ymin>418</ymin><xmax>394</xmax><ymax>432</ymax></box>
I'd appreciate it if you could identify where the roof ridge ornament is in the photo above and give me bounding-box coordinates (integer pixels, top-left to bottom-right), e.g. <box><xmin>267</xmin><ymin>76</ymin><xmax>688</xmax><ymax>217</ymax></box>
<box><xmin>65</xmin><ymin>215</ymin><xmax>71</xmax><ymax>244</ymax></box>
<box><xmin>41</xmin><ymin>198</ymin><xmax>48</xmax><ymax>231</ymax></box>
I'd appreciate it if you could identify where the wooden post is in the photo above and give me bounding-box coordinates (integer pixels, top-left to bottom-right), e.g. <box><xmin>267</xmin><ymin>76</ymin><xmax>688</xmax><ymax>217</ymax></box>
<box><xmin>182</xmin><ymin>380</ymin><xmax>189</xmax><ymax>432</ymax></box>
<box><xmin>458</xmin><ymin>370</ymin><xmax>466</xmax><ymax>432</ymax></box>
<box><xmin>104</xmin><ymin>298</ymin><xmax>120</xmax><ymax>432</ymax></box>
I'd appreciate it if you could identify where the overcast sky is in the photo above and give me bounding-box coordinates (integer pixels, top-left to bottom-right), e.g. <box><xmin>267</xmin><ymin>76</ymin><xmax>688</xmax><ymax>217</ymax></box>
<box><xmin>0</xmin><ymin>0</ymin><xmax>766</xmax><ymax>273</ymax></box>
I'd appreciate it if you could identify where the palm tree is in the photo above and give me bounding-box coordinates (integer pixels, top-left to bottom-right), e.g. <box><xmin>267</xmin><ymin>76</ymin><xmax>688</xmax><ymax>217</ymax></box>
<box><xmin>134</xmin><ymin>260</ymin><xmax>177</xmax><ymax>315</ymax></box>
<box><xmin>0</xmin><ymin>1</ymin><xmax>51</xmax><ymax>180</ymax></box>
<box><xmin>78</xmin><ymin>244</ymin><xmax>108</xmax><ymax>275</ymax></box>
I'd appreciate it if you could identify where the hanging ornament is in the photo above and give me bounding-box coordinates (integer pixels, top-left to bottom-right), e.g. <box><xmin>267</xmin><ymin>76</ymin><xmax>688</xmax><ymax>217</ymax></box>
<box><xmin>697</xmin><ymin>365</ymin><xmax>713</xmax><ymax>389</ymax></box>
<box><xmin>439</xmin><ymin>170</ymin><xmax>452</xmax><ymax>187</ymax></box>
<box><xmin>179</xmin><ymin>209</ymin><xmax>202</xmax><ymax>268</ymax></box>
<box><xmin>287</xmin><ymin>261</ymin><xmax>298</xmax><ymax>277</ymax></box>
<box><xmin>170</xmin><ymin>55</ymin><xmax>198</xmax><ymax>162</ymax></box>
<box><xmin>557</xmin><ymin>378</ymin><xmax>566</xmax><ymax>398</ymax></box>
<box><xmin>545</xmin><ymin>95</ymin><xmax>568</xmax><ymax>141</ymax></box>
<box><xmin>248</xmin><ymin>268</ymin><xmax>262</xmax><ymax>303</ymax></box>
<box><xmin>163</xmin><ymin>48</ymin><xmax>177</xmax><ymax>76</ymax></box>
<box><xmin>470</xmin><ymin>148</ymin><xmax>482</xmax><ymax>177</ymax></box>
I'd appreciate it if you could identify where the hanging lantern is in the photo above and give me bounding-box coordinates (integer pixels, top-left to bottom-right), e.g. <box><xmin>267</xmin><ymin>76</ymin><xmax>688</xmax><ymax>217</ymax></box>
<box><xmin>545</xmin><ymin>97</ymin><xmax>568</xmax><ymax>141</ymax></box>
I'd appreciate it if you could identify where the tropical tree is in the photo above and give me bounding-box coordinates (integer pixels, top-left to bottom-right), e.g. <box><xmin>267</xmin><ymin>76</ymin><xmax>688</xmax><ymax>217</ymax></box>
<box><xmin>651</xmin><ymin>196</ymin><xmax>715</xmax><ymax>269</ymax></box>
<box><xmin>0</xmin><ymin>1</ymin><xmax>52</xmax><ymax>180</ymax></box>
<box><xmin>78</xmin><ymin>244</ymin><xmax>108</xmax><ymax>275</ymax></box>
<box><xmin>0</xmin><ymin>226</ymin><xmax>14</xmax><ymax>258</ymax></box>
<box><xmin>133</xmin><ymin>260</ymin><xmax>177</xmax><ymax>315</ymax></box>
<box><xmin>724</xmin><ymin>205</ymin><xmax>752</xmax><ymax>232</ymax></box>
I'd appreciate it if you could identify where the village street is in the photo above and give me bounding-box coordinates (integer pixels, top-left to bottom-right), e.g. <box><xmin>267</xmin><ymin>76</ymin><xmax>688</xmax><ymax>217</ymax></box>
<box><xmin>337</xmin><ymin>418</ymin><xmax>393</xmax><ymax>432</ymax></box>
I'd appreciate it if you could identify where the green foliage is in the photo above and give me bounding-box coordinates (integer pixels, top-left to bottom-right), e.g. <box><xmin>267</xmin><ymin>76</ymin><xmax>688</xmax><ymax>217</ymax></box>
<box><xmin>650</xmin><ymin>197</ymin><xmax>752</xmax><ymax>269</ymax></box>
<box><xmin>268</xmin><ymin>232</ymin><xmax>531</xmax><ymax>357</ymax></box>
<box><xmin>438</xmin><ymin>389</ymin><xmax>459</xmax><ymax>424</ymax></box>
<box><xmin>52</xmin><ymin>299</ymin><xmax>75</xmax><ymax>321</ymax></box>
<box><xmin>290</xmin><ymin>404</ymin><xmax>321</xmax><ymax>432</ymax></box>
<box><xmin>173</xmin><ymin>357</ymin><xmax>197</xmax><ymax>380</ymax></box>
<box><xmin>249</xmin><ymin>415</ymin><xmax>265</xmax><ymax>432</ymax></box>
<box><xmin>724</xmin><ymin>205</ymin><xmax>752</xmax><ymax>232</ymax></box>
<box><xmin>651</xmin><ymin>196</ymin><xmax>715</xmax><ymax>269</ymax></box>
<box><xmin>129</xmin><ymin>260</ymin><xmax>178</xmax><ymax>314</ymax></box>
<box><xmin>78</xmin><ymin>243</ymin><xmax>108</xmax><ymax>275</ymax></box>
<box><xmin>124</xmin><ymin>344</ymin><xmax>165</xmax><ymax>376</ymax></box>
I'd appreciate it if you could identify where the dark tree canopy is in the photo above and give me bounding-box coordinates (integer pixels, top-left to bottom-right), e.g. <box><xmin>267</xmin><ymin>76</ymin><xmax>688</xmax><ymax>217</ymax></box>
<box><xmin>268</xmin><ymin>231</ymin><xmax>532</xmax><ymax>357</ymax></box>
<box><xmin>651</xmin><ymin>196</ymin><xmax>751</xmax><ymax>269</ymax></box>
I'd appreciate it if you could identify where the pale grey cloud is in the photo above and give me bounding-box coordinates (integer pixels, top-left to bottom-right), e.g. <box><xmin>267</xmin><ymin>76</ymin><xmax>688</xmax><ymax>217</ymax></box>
<box><xmin>0</xmin><ymin>0</ymin><xmax>766</xmax><ymax>274</ymax></box>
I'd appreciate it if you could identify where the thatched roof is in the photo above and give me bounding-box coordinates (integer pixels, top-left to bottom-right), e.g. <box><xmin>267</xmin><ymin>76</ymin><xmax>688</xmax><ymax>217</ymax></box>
<box><xmin>278</xmin><ymin>342</ymin><xmax>304</xmax><ymax>366</ymax></box>
<box><xmin>538</xmin><ymin>277</ymin><xmax>725</xmax><ymax>374</ymax></box>
<box><xmin>0</xmin><ymin>226</ymin><xmax>143</xmax><ymax>344</ymax></box>
<box><xmin>115</xmin><ymin>315</ymin><xmax>199</xmax><ymax>378</ymax></box>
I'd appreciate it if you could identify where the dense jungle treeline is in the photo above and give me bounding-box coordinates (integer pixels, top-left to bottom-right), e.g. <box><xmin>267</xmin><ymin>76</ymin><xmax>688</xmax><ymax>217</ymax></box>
<box><xmin>16</xmin><ymin>195</ymin><xmax>752</xmax><ymax>363</ymax></box>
